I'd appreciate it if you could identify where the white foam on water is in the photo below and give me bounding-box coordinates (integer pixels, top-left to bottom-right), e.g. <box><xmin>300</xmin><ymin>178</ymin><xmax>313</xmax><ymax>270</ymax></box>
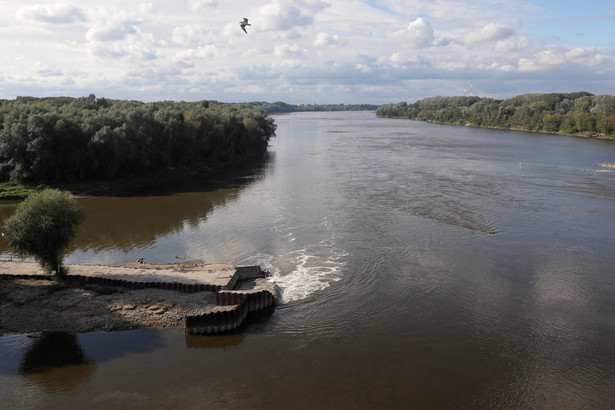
<box><xmin>251</xmin><ymin>240</ymin><xmax>348</xmax><ymax>304</ymax></box>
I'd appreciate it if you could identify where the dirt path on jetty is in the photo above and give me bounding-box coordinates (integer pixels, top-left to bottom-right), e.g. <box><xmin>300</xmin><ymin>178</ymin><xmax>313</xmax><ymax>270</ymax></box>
<box><xmin>0</xmin><ymin>261</ymin><xmax>269</xmax><ymax>335</ymax></box>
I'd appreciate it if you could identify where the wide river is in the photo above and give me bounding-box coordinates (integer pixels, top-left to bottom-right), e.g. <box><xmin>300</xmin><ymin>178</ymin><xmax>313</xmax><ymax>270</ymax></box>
<box><xmin>1</xmin><ymin>111</ymin><xmax>615</xmax><ymax>408</ymax></box>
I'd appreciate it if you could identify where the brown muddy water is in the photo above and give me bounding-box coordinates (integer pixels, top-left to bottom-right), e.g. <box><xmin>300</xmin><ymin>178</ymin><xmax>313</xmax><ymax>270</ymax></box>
<box><xmin>1</xmin><ymin>111</ymin><xmax>615</xmax><ymax>409</ymax></box>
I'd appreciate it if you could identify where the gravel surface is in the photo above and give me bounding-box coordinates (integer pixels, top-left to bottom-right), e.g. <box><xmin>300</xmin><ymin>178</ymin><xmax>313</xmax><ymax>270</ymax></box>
<box><xmin>0</xmin><ymin>277</ymin><xmax>217</xmax><ymax>335</ymax></box>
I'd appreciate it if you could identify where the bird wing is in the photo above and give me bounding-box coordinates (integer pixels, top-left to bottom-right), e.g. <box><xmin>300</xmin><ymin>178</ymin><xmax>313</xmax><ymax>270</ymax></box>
<box><xmin>241</xmin><ymin>25</ymin><xmax>247</xmax><ymax>33</ymax></box>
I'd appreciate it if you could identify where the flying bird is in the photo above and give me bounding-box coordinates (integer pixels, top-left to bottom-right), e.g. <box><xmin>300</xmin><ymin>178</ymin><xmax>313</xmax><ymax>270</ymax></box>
<box><xmin>239</xmin><ymin>18</ymin><xmax>251</xmax><ymax>34</ymax></box>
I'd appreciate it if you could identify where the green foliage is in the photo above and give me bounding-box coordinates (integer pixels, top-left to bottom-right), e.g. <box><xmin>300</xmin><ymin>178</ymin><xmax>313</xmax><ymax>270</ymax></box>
<box><xmin>0</xmin><ymin>182</ymin><xmax>43</xmax><ymax>200</ymax></box>
<box><xmin>376</xmin><ymin>92</ymin><xmax>615</xmax><ymax>139</ymax></box>
<box><xmin>3</xmin><ymin>189</ymin><xmax>85</xmax><ymax>276</ymax></box>
<box><xmin>0</xmin><ymin>96</ymin><xmax>277</xmax><ymax>184</ymax></box>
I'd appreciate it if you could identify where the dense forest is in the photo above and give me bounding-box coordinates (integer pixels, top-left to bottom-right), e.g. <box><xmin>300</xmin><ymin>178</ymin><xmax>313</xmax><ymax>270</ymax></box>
<box><xmin>376</xmin><ymin>92</ymin><xmax>615</xmax><ymax>139</ymax></box>
<box><xmin>0</xmin><ymin>95</ymin><xmax>276</xmax><ymax>184</ymax></box>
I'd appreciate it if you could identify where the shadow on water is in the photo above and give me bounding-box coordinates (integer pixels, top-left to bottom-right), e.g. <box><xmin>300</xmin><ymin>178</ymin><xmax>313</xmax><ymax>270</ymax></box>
<box><xmin>0</xmin><ymin>153</ymin><xmax>274</xmax><ymax>257</ymax></box>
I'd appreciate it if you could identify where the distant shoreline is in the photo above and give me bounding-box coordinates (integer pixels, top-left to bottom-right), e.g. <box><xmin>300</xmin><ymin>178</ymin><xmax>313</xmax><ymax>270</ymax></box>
<box><xmin>377</xmin><ymin>92</ymin><xmax>615</xmax><ymax>141</ymax></box>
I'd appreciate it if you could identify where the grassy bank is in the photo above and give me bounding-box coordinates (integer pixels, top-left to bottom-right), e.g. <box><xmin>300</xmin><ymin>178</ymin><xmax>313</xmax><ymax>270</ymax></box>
<box><xmin>0</xmin><ymin>183</ymin><xmax>44</xmax><ymax>200</ymax></box>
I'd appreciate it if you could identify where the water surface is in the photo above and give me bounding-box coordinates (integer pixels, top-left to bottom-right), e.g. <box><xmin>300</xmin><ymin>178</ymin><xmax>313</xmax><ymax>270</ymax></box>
<box><xmin>1</xmin><ymin>111</ymin><xmax>615</xmax><ymax>408</ymax></box>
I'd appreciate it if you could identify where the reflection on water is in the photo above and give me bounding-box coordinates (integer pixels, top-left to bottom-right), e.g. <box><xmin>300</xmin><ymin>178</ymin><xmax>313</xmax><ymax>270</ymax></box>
<box><xmin>20</xmin><ymin>332</ymin><xmax>95</xmax><ymax>394</ymax></box>
<box><xmin>0</xmin><ymin>155</ymin><xmax>272</xmax><ymax>264</ymax></box>
<box><xmin>0</xmin><ymin>329</ymin><xmax>165</xmax><ymax>399</ymax></box>
<box><xmin>184</xmin><ymin>334</ymin><xmax>246</xmax><ymax>349</ymax></box>
<box><xmin>21</xmin><ymin>333</ymin><xmax>91</xmax><ymax>374</ymax></box>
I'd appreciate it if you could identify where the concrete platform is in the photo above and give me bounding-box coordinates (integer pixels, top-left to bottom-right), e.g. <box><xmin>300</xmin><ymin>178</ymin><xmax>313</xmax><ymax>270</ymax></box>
<box><xmin>0</xmin><ymin>261</ymin><xmax>266</xmax><ymax>290</ymax></box>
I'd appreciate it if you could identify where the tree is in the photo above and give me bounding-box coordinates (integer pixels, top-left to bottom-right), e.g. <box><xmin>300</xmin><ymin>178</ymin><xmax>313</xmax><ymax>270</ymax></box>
<box><xmin>3</xmin><ymin>189</ymin><xmax>85</xmax><ymax>277</ymax></box>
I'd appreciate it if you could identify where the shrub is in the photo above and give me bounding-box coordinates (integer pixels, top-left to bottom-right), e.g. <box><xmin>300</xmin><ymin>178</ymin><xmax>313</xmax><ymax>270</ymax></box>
<box><xmin>3</xmin><ymin>189</ymin><xmax>85</xmax><ymax>277</ymax></box>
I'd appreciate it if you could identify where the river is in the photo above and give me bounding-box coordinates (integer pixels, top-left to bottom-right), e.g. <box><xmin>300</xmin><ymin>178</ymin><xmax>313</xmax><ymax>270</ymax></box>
<box><xmin>1</xmin><ymin>111</ymin><xmax>615</xmax><ymax>408</ymax></box>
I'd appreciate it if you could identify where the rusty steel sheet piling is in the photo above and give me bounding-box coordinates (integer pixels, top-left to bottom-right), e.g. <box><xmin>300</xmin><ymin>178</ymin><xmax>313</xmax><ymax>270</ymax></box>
<box><xmin>184</xmin><ymin>289</ymin><xmax>275</xmax><ymax>335</ymax></box>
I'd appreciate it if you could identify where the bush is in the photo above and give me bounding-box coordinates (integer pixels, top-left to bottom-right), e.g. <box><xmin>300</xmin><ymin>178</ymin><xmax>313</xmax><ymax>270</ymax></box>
<box><xmin>3</xmin><ymin>189</ymin><xmax>85</xmax><ymax>277</ymax></box>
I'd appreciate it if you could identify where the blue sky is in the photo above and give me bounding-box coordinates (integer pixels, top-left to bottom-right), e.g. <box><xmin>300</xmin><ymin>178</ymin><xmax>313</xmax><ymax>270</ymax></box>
<box><xmin>526</xmin><ymin>1</ymin><xmax>614</xmax><ymax>46</ymax></box>
<box><xmin>1</xmin><ymin>0</ymin><xmax>614</xmax><ymax>104</ymax></box>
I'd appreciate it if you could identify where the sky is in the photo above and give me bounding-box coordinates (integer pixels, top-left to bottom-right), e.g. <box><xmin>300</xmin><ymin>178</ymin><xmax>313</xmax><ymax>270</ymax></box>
<box><xmin>1</xmin><ymin>0</ymin><xmax>614</xmax><ymax>104</ymax></box>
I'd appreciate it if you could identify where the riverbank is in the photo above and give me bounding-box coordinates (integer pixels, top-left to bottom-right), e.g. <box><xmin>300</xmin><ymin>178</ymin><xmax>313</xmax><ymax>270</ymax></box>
<box><xmin>445</xmin><ymin>120</ymin><xmax>615</xmax><ymax>141</ymax></box>
<box><xmin>0</xmin><ymin>261</ymin><xmax>275</xmax><ymax>335</ymax></box>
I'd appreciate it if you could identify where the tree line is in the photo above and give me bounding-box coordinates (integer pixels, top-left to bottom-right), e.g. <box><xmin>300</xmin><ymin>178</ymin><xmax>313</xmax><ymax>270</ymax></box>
<box><xmin>376</xmin><ymin>92</ymin><xmax>615</xmax><ymax>139</ymax></box>
<box><xmin>0</xmin><ymin>95</ymin><xmax>276</xmax><ymax>184</ymax></box>
<box><xmin>228</xmin><ymin>101</ymin><xmax>380</xmax><ymax>114</ymax></box>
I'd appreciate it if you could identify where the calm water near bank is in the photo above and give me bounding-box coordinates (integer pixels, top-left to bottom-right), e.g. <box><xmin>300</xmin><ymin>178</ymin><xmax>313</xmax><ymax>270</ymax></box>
<box><xmin>1</xmin><ymin>111</ymin><xmax>615</xmax><ymax>408</ymax></box>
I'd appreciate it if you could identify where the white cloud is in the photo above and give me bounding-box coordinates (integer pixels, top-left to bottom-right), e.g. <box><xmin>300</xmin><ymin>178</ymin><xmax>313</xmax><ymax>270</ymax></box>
<box><xmin>258</xmin><ymin>1</ymin><xmax>314</xmax><ymax>30</ymax></box>
<box><xmin>296</xmin><ymin>0</ymin><xmax>330</xmax><ymax>12</ymax></box>
<box><xmin>2</xmin><ymin>0</ymin><xmax>615</xmax><ymax>103</ymax></box>
<box><xmin>314</xmin><ymin>32</ymin><xmax>345</xmax><ymax>47</ymax></box>
<box><xmin>189</xmin><ymin>0</ymin><xmax>219</xmax><ymax>10</ymax></box>
<box><xmin>138</xmin><ymin>3</ymin><xmax>155</xmax><ymax>14</ymax></box>
<box><xmin>462</xmin><ymin>23</ymin><xmax>515</xmax><ymax>44</ymax></box>
<box><xmin>86</xmin><ymin>23</ymin><xmax>137</xmax><ymax>42</ymax></box>
<box><xmin>494</xmin><ymin>36</ymin><xmax>531</xmax><ymax>52</ymax></box>
<box><xmin>389</xmin><ymin>52</ymin><xmax>406</xmax><ymax>67</ymax></box>
<box><xmin>17</xmin><ymin>1</ymin><xmax>86</xmax><ymax>24</ymax></box>
<box><xmin>517</xmin><ymin>47</ymin><xmax>613</xmax><ymax>72</ymax></box>
<box><xmin>356</xmin><ymin>63</ymin><xmax>373</xmax><ymax>73</ymax></box>
<box><xmin>172</xmin><ymin>25</ymin><xmax>211</xmax><ymax>46</ymax></box>
<box><xmin>174</xmin><ymin>45</ymin><xmax>217</xmax><ymax>62</ymax></box>
<box><xmin>85</xmin><ymin>8</ymin><xmax>141</xmax><ymax>42</ymax></box>
<box><xmin>81</xmin><ymin>6</ymin><xmax>161</xmax><ymax>62</ymax></box>
<box><xmin>274</xmin><ymin>44</ymin><xmax>306</xmax><ymax>58</ymax></box>
<box><xmin>392</xmin><ymin>18</ymin><xmax>435</xmax><ymax>49</ymax></box>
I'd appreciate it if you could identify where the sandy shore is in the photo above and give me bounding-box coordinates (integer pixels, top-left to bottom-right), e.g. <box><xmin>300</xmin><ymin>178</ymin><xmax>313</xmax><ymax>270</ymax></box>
<box><xmin>0</xmin><ymin>261</ymin><xmax>273</xmax><ymax>335</ymax></box>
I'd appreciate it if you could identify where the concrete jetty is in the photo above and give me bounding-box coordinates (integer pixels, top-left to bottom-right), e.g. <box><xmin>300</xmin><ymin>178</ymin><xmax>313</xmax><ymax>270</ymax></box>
<box><xmin>0</xmin><ymin>261</ymin><xmax>265</xmax><ymax>290</ymax></box>
<box><xmin>0</xmin><ymin>260</ymin><xmax>276</xmax><ymax>334</ymax></box>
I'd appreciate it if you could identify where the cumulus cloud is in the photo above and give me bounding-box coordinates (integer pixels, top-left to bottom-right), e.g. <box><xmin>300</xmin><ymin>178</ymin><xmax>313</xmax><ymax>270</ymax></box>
<box><xmin>172</xmin><ymin>25</ymin><xmax>211</xmax><ymax>46</ymax></box>
<box><xmin>517</xmin><ymin>47</ymin><xmax>613</xmax><ymax>72</ymax></box>
<box><xmin>355</xmin><ymin>63</ymin><xmax>373</xmax><ymax>73</ymax></box>
<box><xmin>296</xmin><ymin>0</ymin><xmax>330</xmax><ymax>12</ymax></box>
<box><xmin>138</xmin><ymin>3</ymin><xmax>155</xmax><ymax>14</ymax></box>
<box><xmin>258</xmin><ymin>1</ymin><xmax>314</xmax><ymax>30</ymax></box>
<box><xmin>389</xmin><ymin>52</ymin><xmax>406</xmax><ymax>67</ymax></box>
<box><xmin>85</xmin><ymin>8</ymin><xmax>141</xmax><ymax>42</ymax></box>
<box><xmin>87</xmin><ymin>35</ymin><xmax>157</xmax><ymax>60</ymax></box>
<box><xmin>4</xmin><ymin>0</ymin><xmax>615</xmax><ymax>104</ymax></box>
<box><xmin>86</xmin><ymin>23</ymin><xmax>137</xmax><ymax>42</ymax></box>
<box><xmin>274</xmin><ymin>44</ymin><xmax>306</xmax><ymax>58</ymax></box>
<box><xmin>494</xmin><ymin>35</ymin><xmax>531</xmax><ymax>52</ymax></box>
<box><xmin>84</xmin><ymin>9</ymin><xmax>160</xmax><ymax>62</ymax></box>
<box><xmin>174</xmin><ymin>45</ymin><xmax>217</xmax><ymax>62</ymax></box>
<box><xmin>387</xmin><ymin>52</ymin><xmax>432</xmax><ymax>69</ymax></box>
<box><xmin>314</xmin><ymin>32</ymin><xmax>346</xmax><ymax>47</ymax></box>
<box><xmin>392</xmin><ymin>18</ymin><xmax>435</xmax><ymax>48</ymax></box>
<box><xmin>462</xmin><ymin>23</ymin><xmax>514</xmax><ymax>44</ymax></box>
<box><xmin>189</xmin><ymin>0</ymin><xmax>219</xmax><ymax>10</ymax></box>
<box><xmin>17</xmin><ymin>1</ymin><xmax>86</xmax><ymax>24</ymax></box>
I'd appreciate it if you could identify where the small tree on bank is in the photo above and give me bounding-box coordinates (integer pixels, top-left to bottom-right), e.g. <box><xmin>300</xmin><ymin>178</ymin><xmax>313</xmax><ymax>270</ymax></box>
<box><xmin>3</xmin><ymin>189</ymin><xmax>85</xmax><ymax>278</ymax></box>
